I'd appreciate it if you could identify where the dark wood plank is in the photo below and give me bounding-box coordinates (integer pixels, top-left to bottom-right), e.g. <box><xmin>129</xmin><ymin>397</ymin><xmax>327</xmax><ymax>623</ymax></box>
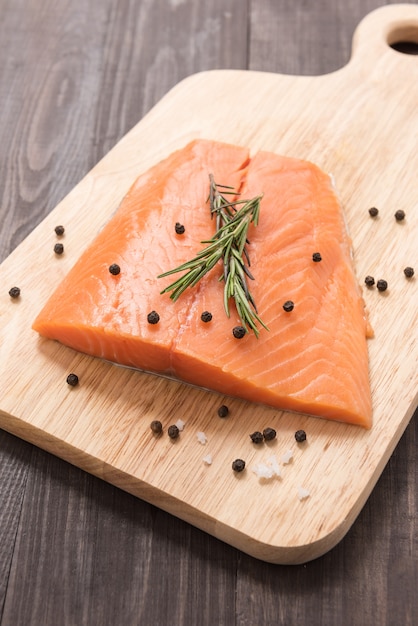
<box><xmin>0</xmin><ymin>0</ymin><xmax>109</xmax><ymax>261</ymax></box>
<box><xmin>0</xmin><ymin>0</ymin><xmax>248</xmax><ymax>262</ymax></box>
<box><xmin>0</xmin><ymin>432</ymin><xmax>32</xmax><ymax>613</ymax></box>
<box><xmin>89</xmin><ymin>0</ymin><xmax>249</xmax><ymax>165</ymax></box>
<box><xmin>2</xmin><ymin>446</ymin><xmax>236</xmax><ymax>625</ymax></box>
<box><xmin>0</xmin><ymin>0</ymin><xmax>416</xmax><ymax>624</ymax></box>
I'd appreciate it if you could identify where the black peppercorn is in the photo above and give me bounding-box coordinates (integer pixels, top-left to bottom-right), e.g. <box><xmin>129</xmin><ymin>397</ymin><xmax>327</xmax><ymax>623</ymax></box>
<box><xmin>109</xmin><ymin>263</ymin><xmax>120</xmax><ymax>275</ymax></box>
<box><xmin>394</xmin><ymin>210</ymin><xmax>405</xmax><ymax>221</ymax></box>
<box><xmin>66</xmin><ymin>373</ymin><xmax>79</xmax><ymax>387</ymax></box>
<box><xmin>312</xmin><ymin>252</ymin><xmax>322</xmax><ymax>262</ymax></box>
<box><xmin>201</xmin><ymin>311</ymin><xmax>213</xmax><ymax>323</ymax></box>
<box><xmin>54</xmin><ymin>242</ymin><xmax>64</xmax><ymax>255</ymax></box>
<box><xmin>295</xmin><ymin>429</ymin><xmax>306</xmax><ymax>443</ymax></box>
<box><xmin>175</xmin><ymin>222</ymin><xmax>185</xmax><ymax>234</ymax></box>
<box><xmin>263</xmin><ymin>427</ymin><xmax>276</xmax><ymax>442</ymax></box>
<box><xmin>55</xmin><ymin>225</ymin><xmax>65</xmax><ymax>236</ymax></box>
<box><xmin>150</xmin><ymin>420</ymin><xmax>163</xmax><ymax>435</ymax></box>
<box><xmin>283</xmin><ymin>300</ymin><xmax>294</xmax><ymax>312</ymax></box>
<box><xmin>147</xmin><ymin>310</ymin><xmax>160</xmax><ymax>324</ymax></box>
<box><xmin>250</xmin><ymin>431</ymin><xmax>264</xmax><ymax>444</ymax></box>
<box><xmin>376</xmin><ymin>279</ymin><xmax>388</xmax><ymax>292</ymax></box>
<box><xmin>232</xmin><ymin>326</ymin><xmax>246</xmax><ymax>339</ymax></box>
<box><xmin>8</xmin><ymin>286</ymin><xmax>21</xmax><ymax>299</ymax></box>
<box><xmin>232</xmin><ymin>459</ymin><xmax>245</xmax><ymax>472</ymax></box>
<box><xmin>364</xmin><ymin>275</ymin><xmax>375</xmax><ymax>287</ymax></box>
<box><xmin>168</xmin><ymin>424</ymin><xmax>179</xmax><ymax>439</ymax></box>
<box><xmin>404</xmin><ymin>266</ymin><xmax>414</xmax><ymax>278</ymax></box>
<box><xmin>368</xmin><ymin>207</ymin><xmax>379</xmax><ymax>217</ymax></box>
<box><xmin>217</xmin><ymin>405</ymin><xmax>229</xmax><ymax>418</ymax></box>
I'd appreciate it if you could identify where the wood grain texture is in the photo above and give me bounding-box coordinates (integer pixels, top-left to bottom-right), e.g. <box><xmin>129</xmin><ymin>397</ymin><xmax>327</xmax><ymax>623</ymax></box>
<box><xmin>1</xmin><ymin>0</ymin><xmax>417</xmax><ymax>562</ymax></box>
<box><xmin>0</xmin><ymin>0</ymin><xmax>416</xmax><ymax>624</ymax></box>
<box><xmin>0</xmin><ymin>433</ymin><xmax>31</xmax><ymax>607</ymax></box>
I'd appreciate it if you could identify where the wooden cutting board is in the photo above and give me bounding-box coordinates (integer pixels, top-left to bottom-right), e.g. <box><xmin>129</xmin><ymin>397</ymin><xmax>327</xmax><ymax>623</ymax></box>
<box><xmin>0</xmin><ymin>5</ymin><xmax>417</xmax><ymax>564</ymax></box>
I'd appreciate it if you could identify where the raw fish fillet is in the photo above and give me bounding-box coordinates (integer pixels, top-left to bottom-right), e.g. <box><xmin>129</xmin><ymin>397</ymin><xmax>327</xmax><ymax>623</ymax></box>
<box><xmin>32</xmin><ymin>139</ymin><xmax>372</xmax><ymax>427</ymax></box>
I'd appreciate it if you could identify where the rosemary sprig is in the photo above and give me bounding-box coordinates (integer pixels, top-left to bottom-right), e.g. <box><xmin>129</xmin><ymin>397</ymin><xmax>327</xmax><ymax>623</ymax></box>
<box><xmin>158</xmin><ymin>175</ymin><xmax>269</xmax><ymax>337</ymax></box>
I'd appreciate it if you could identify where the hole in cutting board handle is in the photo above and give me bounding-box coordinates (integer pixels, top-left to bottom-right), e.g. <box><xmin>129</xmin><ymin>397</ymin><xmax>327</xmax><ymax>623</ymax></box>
<box><xmin>387</xmin><ymin>23</ymin><xmax>418</xmax><ymax>55</ymax></box>
<box><xmin>390</xmin><ymin>41</ymin><xmax>418</xmax><ymax>55</ymax></box>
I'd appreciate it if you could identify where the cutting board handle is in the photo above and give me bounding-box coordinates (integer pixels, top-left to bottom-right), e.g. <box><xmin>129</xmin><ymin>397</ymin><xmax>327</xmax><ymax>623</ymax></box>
<box><xmin>350</xmin><ymin>4</ymin><xmax>418</xmax><ymax>70</ymax></box>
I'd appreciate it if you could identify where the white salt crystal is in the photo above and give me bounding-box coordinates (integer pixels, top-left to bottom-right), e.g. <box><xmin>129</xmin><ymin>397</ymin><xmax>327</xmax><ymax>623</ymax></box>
<box><xmin>281</xmin><ymin>449</ymin><xmax>293</xmax><ymax>465</ymax></box>
<box><xmin>202</xmin><ymin>454</ymin><xmax>213</xmax><ymax>465</ymax></box>
<box><xmin>252</xmin><ymin>463</ymin><xmax>275</xmax><ymax>479</ymax></box>
<box><xmin>197</xmin><ymin>431</ymin><xmax>207</xmax><ymax>445</ymax></box>
<box><xmin>298</xmin><ymin>486</ymin><xmax>311</xmax><ymax>500</ymax></box>
<box><xmin>267</xmin><ymin>455</ymin><xmax>281</xmax><ymax>477</ymax></box>
<box><xmin>175</xmin><ymin>418</ymin><xmax>185</xmax><ymax>431</ymax></box>
<box><xmin>253</xmin><ymin>455</ymin><xmax>282</xmax><ymax>480</ymax></box>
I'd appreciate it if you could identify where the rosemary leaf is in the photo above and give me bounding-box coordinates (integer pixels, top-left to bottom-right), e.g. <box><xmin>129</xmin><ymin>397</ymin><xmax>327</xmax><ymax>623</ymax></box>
<box><xmin>158</xmin><ymin>175</ymin><xmax>269</xmax><ymax>337</ymax></box>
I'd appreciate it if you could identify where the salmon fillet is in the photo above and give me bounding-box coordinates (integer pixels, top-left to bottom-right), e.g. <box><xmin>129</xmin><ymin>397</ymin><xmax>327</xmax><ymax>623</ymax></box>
<box><xmin>32</xmin><ymin>139</ymin><xmax>372</xmax><ymax>427</ymax></box>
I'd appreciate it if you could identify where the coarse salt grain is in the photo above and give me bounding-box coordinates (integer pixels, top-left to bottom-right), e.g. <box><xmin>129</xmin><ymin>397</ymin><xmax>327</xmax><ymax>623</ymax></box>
<box><xmin>197</xmin><ymin>431</ymin><xmax>207</xmax><ymax>445</ymax></box>
<box><xmin>252</xmin><ymin>463</ymin><xmax>275</xmax><ymax>479</ymax></box>
<box><xmin>252</xmin><ymin>456</ymin><xmax>281</xmax><ymax>480</ymax></box>
<box><xmin>267</xmin><ymin>455</ymin><xmax>281</xmax><ymax>477</ymax></box>
<box><xmin>202</xmin><ymin>454</ymin><xmax>213</xmax><ymax>465</ymax></box>
<box><xmin>281</xmin><ymin>449</ymin><xmax>293</xmax><ymax>465</ymax></box>
<box><xmin>175</xmin><ymin>419</ymin><xmax>185</xmax><ymax>431</ymax></box>
<box><xmin>298</xmin><ymin>486</ymin><xmax>310</xmax><ymax>500</ymax></box>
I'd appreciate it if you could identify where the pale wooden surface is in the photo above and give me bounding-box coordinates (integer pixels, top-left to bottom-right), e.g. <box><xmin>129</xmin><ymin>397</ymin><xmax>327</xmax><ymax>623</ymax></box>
<box><xmin>1</xmin><ymin>2</ymin><xmax>417</xmax><ymax>564</ymax></box>
<box><xmin>0</xmin><ymin>0</ymin><xmax>417</xmax><ymax>624</ymax></box>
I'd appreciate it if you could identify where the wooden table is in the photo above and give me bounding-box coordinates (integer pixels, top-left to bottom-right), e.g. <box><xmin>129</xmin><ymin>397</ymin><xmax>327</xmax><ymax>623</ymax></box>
<box><xmin>0</xmin><ymin>1</ymin><xmax>416</xmax><ymax>624</ymax></box>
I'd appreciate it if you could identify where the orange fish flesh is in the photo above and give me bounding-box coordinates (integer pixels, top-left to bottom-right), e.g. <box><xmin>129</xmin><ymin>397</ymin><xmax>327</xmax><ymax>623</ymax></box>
<box><xmin>32</xmin><ymin>139</ymin><xmax>372</xmax><ymax>427</ymax></box>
